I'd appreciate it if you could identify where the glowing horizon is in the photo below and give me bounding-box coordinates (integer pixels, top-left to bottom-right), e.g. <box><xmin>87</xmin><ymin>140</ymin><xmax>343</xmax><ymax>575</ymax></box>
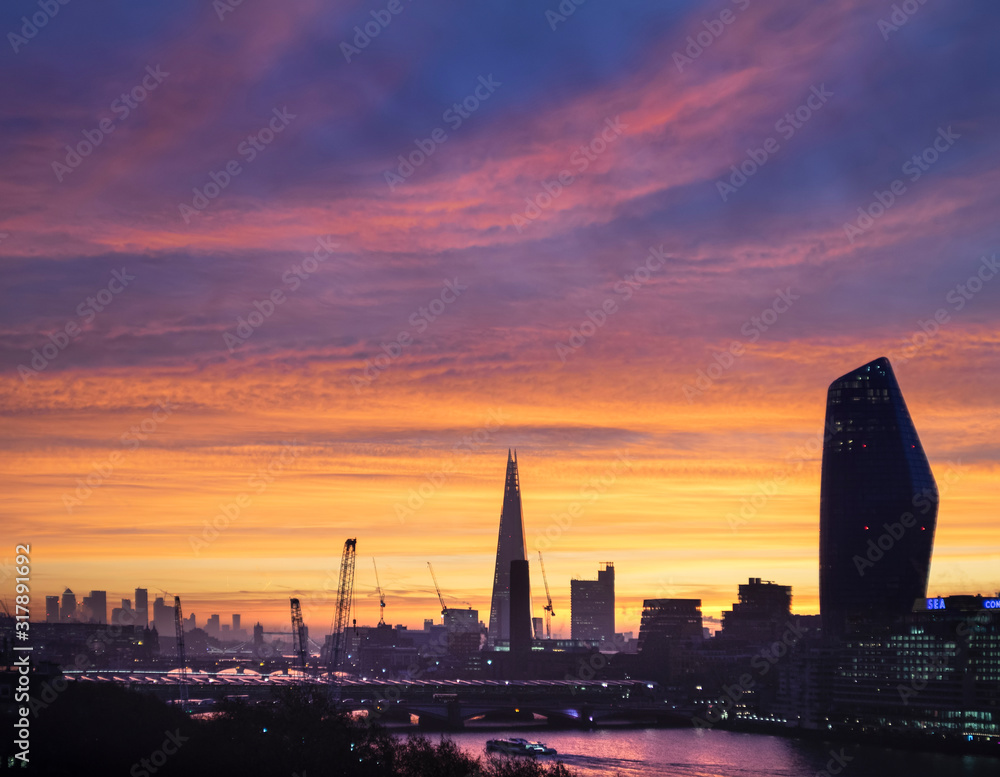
<box><xmin>2</xmin><ymin>0</ymin><xmax>998</xmax><ymax>638</ymax></box>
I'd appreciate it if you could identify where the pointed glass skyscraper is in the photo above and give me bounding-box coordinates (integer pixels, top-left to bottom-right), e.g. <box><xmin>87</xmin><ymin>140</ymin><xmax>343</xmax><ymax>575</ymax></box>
<box><xmin>488</xmin><ymin>450</ymin><xmax>531</xmax><ymax>646</ymax></box>
<box><xmin>819</xmin><ymin>357</ymin><xmax>938</xmax><ymax>635</ymax></box>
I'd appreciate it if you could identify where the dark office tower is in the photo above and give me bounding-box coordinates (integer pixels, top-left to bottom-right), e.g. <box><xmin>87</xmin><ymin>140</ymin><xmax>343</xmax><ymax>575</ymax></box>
<box><xmin>87</xmin><ymin>590</ymin><xmax>107</xmax><ymax>624</ymax></box>
<box><xmin>570</xmin><ymin>563</ymin><xmax>615</xmax><ymax>643</ymax></box>
<box><xmin>135</xmin><ymin>588</ymin><xmax>148</xmax><ymax>627</ymax></box>
<box><xmin>637</xmin><ymin>599</ymin><xmax>703</xmax><ymax>654</ymax></box>
<box><xmin>444</xmin><ymin>608</ymin><xmax>481</xmax><ymax>655</ymax></box>
<box><xmin>152</xmin><ymin>597</ymin><xmax>174</xmax><ymax>636</ymax></box>
<box><xmin>488</xmin><ymin>450</ymin><xmax>531</xmax><ymax>646</ymax></box>
<box><xmin>45</xmin><ymin>596</ymin><xmax>60</xmax><ymax>623</ymax></box>
<box><xmin>720</xmin><ymin>578</ymin><xmax>792</xmax><ymax>643</ymax></box>
<box><xmin>820</xmin><ymin>357</ymin><xmax>938</xmax><ymax>636</ymax></box>
<box><xmin>61</xmin><ymin>588</ymin><xmax>76</xmax><ymax>622</ymax></box>
<box><xmin>509</xmin><ymin>560</ymin><xmax>532</xmax><ymax>653</ymax></box>
<box><xmin>232</xmin><ymin>614</ymin><xmax>240</xmax><ymax>632</ymax></box>
<box><xmin>637</xmin><ymin>598</ymin><xmax>704</xmax><ymax>685</ymax></box>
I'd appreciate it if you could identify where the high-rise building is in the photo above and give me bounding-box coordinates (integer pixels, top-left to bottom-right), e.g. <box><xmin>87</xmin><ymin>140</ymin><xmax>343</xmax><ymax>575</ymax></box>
<box><xmin>60</xmin><ymin>588</ymin><xmax>76</xmax><ymax>622</ymax></box>
<box><xmin>207</xmin><ymin>614</ymin><xmax>221</xmax><ymax>638</ymax></box>
<box><xmin>637</xmin><ymin>599</ymin><xmax>704</xmax><ymax>653</ymax></box>
<box><xmin>819</xmin><ymin>357</ymin><xmax>938</xmax><ymax>635</ymax></box>
<box><xmin>720</xmin><ymin>578</ymin><xmax>792</xmax><ymax>642</ymax></box>
<box><xmin>571</xmin><ymin>562</ymin><xmax>615</xmax><ymax>643</ymax></box>
<box><xmin>152</xmin><ymin>597</ymin><xmax>174</xmax><ymax>636</ymax></box>
<box><xmin>45</xmin><ymin>596</ymin><xmax>60</xmax><ymax>623</ymax></box>
<box><xmin>83</xmin><ymin>590</ymin><xmax>107</xmax><ymax>624</ymax></box>
<box><xmin>232</xmin><ymin>614</ymin><xmax>240</xmax><ymax>632</ymax></box>
<box><xmin>112</xmin><ymin>598</ymin><xmax>136</xmax><ymax>626</ymax></box>
<box><xmin>636</xmin><ymin>598</ymin><xmax>704</xmax><ymax>683</ymax></box>
<box><xmin>488</xmin><ymin>450</ymin><xmax>531</xmax><ymax>646</ymax></box>
<box><xmin>443</xmin><ymin>607</ymin><xmax>480</xmax><ymax>655</ymax></box>
<box><xmin>135</xmin><ymin>588</ymin><xmax>148</xmax><ymax>628</ymax></box>
<box><xmin>509</xmin><ymin>560</ymin><xmax>532</xmax><ymax>653</ymax></box>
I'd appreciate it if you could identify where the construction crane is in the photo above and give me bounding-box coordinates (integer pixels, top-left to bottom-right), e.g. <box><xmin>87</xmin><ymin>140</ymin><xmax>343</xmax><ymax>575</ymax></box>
<box><xmin>290</xmin><ymin>598</ymin><xmax>307</xmax><ymax>671</ymax></box>
<box><xmin>328</xmin><ymin>538</ymin><xmax>357</xmax><ymax>681</ymax></box>
<box><xmin>173</xmin><ymin>595</ymin><xmax>189</xmax><ymax>706</ymax></box>
<box><xmin>373</xmin><ymin>559</ymin><xmax>386</xmax><ymax>626</ymax></box>
<box><xmin>538</xmin><ymin>551</ymin><xmax>555</xmax><ymax>639</ymax></box>
<box><xmin>427</xmin><ymin>562</ymin><xmax>447</xmax><ymax>617</ymax></box>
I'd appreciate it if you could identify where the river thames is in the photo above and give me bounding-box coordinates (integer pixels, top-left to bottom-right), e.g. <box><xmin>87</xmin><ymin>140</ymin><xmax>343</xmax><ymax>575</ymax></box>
<box><xmin>423</xmin><ymin>728</ymin><xmax>1000</xmax><ymax>777</ymax></box>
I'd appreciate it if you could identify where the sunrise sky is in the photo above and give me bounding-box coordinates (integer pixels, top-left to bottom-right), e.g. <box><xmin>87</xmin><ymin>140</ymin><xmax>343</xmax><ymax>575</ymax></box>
<box><xmin>1</xmin><ymin>0</ymin><xmax>998</xmax><ymax>637</ymax></box>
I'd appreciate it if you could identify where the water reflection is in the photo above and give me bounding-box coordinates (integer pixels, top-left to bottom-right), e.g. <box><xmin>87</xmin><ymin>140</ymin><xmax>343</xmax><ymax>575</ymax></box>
<box><xmin>424</xmin><ymin>728</ymin><xmax>999</xmax><ymax>777</ymax></box>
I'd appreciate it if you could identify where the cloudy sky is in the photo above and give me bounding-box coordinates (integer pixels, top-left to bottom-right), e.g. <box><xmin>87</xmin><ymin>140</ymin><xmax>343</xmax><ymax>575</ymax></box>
<box><xmin>2</xmin><ymin>0</ymin><xmax>998</xmax><ymax>635</ymax></box>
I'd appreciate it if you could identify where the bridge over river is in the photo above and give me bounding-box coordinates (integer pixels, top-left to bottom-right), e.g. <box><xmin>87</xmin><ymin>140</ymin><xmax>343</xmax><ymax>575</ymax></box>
<box><xmin>68</xmin><ymin>671</ymin><xmax>692</xmax><ymax>728</ymax></box>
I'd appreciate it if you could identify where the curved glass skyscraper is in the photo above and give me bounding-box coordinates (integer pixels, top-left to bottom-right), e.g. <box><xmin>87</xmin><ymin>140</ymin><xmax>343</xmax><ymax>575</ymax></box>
<box><xmin>819</xmin><ymin>357</ymin><xmax>938</xmax><ymax>635</ymax></box>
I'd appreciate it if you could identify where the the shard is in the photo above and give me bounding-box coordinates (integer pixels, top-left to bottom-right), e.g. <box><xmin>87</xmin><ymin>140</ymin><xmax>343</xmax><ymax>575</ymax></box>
<box><xmin>488</xmin><ymin>449</ymin><xmax>532</xmax><ymax>646</ymax></box>
<box><xmin>819</xmin><ymin>357</ymin><xmax>938</xmax><ymax>635</ymax></box>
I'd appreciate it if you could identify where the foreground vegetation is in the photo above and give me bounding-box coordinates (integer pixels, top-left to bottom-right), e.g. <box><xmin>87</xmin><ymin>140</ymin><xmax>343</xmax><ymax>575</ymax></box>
<box><xmin>12</xmin><ymin>683</ymin><xmax>575</xmax><ymax>777</ymax></box>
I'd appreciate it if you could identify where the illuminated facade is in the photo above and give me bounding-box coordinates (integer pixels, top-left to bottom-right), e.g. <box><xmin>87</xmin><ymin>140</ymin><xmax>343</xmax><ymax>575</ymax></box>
<box><xmin>832</xmin><ymin>595</ymin><xmax>1000</xmax><ymax>745</ymax></box>
<box><xmin>819</xmin><ymin>357</ymin><xmax>938</xmax><ymax>635</ymax></box>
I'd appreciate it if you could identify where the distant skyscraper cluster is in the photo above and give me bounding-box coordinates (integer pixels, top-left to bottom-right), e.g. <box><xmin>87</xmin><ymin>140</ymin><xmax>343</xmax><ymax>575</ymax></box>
<box><xmin>42</xmin><ymin>585</ymin><xmax>245</xmax><ymax>640</ymax></box>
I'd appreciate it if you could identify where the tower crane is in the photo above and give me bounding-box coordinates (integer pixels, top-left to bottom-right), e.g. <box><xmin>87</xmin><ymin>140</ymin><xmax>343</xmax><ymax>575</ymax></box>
<box><xmin>373</xmin><ymin>558</ymin><xmax>386</xmax><ymax>626</ymax></box>
<box><xmin>328</xmin><ymin>538</ymin><xmax>357</xmax><ymax>681</ymax></box>
<box><xmin>538</xmin><ymin>551</ymin><xmax>555</xmax><ymax>639</ymax></box>
<box><xmin>427</xmin><ymin>562</ymin><xmax>447</xmax><ymax>617</ymax></box>
<box><xmin>290</xmin><ymin>598</ymin><xmax>307</xmax><ymax>671</ymax></box>
<box><xmin>173</xmin><ymin>595</ymin><xmax>189</xmax><ymax>705</ymax></box>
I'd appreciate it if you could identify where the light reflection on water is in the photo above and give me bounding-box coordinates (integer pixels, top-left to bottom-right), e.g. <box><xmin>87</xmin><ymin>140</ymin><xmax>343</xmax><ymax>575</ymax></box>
<box><xmin>404</xmin><ymin>728</ymin><xmax>1000</xmax><ymax>777</ymax></box>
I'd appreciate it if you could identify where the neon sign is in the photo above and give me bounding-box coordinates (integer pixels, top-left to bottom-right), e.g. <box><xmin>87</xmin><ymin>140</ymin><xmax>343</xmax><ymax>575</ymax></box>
<box><xmin>926</xmin><ymin>598</ymin><xmax>945</xmax><ymax>610</ymax></box>
<box><xmin>984</xmin><ymin>599</ymin><xmax>1000</xmax><ymax>609</ymax></box>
